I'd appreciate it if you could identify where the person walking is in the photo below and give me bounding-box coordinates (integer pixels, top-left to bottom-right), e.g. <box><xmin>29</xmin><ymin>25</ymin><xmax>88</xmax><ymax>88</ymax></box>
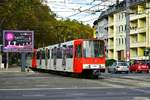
<box><xmin>0</xmin><ymin>53</ymin><xmax>2</xmax><ymax>69</ymax></box>
<box><xmin>2</xmin><ymin>54</ymin><xmax>7</xmax><ymax>69</ymax></box>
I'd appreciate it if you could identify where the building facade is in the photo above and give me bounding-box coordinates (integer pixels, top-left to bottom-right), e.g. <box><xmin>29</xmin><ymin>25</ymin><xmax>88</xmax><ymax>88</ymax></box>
<box><xmin>94</xmin><ymin>0</ymin><xmax>150</xmax><ymax>60</ymax></box>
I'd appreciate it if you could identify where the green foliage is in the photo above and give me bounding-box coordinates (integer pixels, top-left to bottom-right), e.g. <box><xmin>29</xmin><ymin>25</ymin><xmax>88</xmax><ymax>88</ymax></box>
<box><xmin>106</xmin><ymin>59</ymin><xmax>116</xmax><ymax>67</ymax></box>
<box><xmin>0</xmin><ymin>0</ymin><xmax>93</xmax><ymax>48</ymax></box>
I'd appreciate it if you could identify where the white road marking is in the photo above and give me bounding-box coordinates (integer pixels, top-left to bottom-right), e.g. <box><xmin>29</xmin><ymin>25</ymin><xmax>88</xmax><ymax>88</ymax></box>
<box><xmin>36</xmin><ymin>85</ymin><xmax>49</xmax><ymax>87</ymax></box>
<box><xmin>65</xmin><ymin>93</ymin><xmax>88</xmax><ymax>96</ymax></box>
<box><xmin>133</xmin><ymin>97</ymin><xmax>150</xmax><ymax>100</ymax></box>
<box><xmin>131</xmin><ymin>88</ymin><xmax>150</xmax><ymax>94</ymax></box>
<box><xmin>0</xmin><ymin>87</ymin><xmax>113</xmax><ymax>91</ymax></box>
<box><xmin>22</xmin><ymin>94</ymin><xmax>45</xmax><ymax>97</ymax></box>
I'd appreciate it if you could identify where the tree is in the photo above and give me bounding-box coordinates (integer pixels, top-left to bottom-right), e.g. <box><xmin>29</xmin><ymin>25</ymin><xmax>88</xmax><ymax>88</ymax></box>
<box><xmin>0</xmin><ymin>0</ymin><xmax>93</xmax><ymax>48</ymax></box>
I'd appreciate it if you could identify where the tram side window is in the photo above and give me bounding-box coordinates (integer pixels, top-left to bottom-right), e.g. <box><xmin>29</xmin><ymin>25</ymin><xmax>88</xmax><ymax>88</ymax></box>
<box><xmin>57</xmin><ymin>47</ymin><xmax>62</xmax><ymax>58</ymax></box>
<box><xmin>37</xmin><ymin>51</ymin><xmax>40</xmax><ymax>59</ymax></box>
<box><xmin>51</xmin><ymin>49</ymin><xmax>54</xmax><ymax>58</ymax></box>
<box><xmin>39</xmin><ymin>50</ymin><xmax>42</xmax><ymax>65</ymax></box>
<box><xmin>52</xmin><ymin>49</ymin><xmax>53</xmax><ymax>58</ymax></box>
<box><xmin>37</xmin><ymin>50</ymin><xmax>42</xmax><ymax>59</ymax></box>
<box><xmin>94</xmin><ymin>41</ymin><xmax>104</xmax><ymax>57</ymax></box>
<box><xmin>62</xmin><ymin>45</ymin><xmax>66</xmax><ymax>57</ymax></box>
<box><xmin>46</xmin><ymin>48</ymin><xmax>50</xmax><ymax>59</ymax></box>
<box><xmin>66</xmin><ymin>45</ymin><xmax>73</xmax><ymax>58</ymax></box>
<box><xmin>75</xmin><ymin>44</ymin><xmax>82</xmax><ymax>58</ymax></box>
<box><xmin>52</xmin><ymin>47</ymin><xmax>57</xmax><ymax>59</ymax></box>
<box><xmin>42</xmin><ymin>50</ymin><xmax>45</xmax><ymax>59</ymax></box>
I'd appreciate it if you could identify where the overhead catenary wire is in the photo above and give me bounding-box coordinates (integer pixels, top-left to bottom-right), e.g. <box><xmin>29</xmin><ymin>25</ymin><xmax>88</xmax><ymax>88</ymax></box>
<box><xmin>65</xmin><ymin>0</ymin><xmax>110</xmax><ymax>18</ymax></box>
<box><xmin>47</xmin><ymin>0</ymin><xmax>116</xmax><ymax>25</ymax></box>
<box><xmin>48</xmin><ymin>0</ymin><xmax>112</xmax><ymax>16</ymax></box>
<box><xmin>82</xmin><ymin>17</ymin><xmax>99</xmax><ymax>22</ymax></box>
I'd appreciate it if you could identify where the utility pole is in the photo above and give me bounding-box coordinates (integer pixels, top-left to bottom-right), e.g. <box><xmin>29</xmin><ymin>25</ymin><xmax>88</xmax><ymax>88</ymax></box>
<box><xmin>147</xmin><ymin>0</ymin><xmax>150</xmax><ymax>61</ymax></box>
<box><xmin>125</xmin><ymin>0</ymin><xmax>130</xmax><ymax>62</ymax></box>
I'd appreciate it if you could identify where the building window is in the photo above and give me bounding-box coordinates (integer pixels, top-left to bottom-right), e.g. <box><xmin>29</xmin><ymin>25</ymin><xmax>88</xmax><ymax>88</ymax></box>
<box><xmin>121</xmin><ymin>13</ymin><xmax>124</xmax><ymax>19</ymax></box>
<box><xmin>121</xmin><ymin>25</ymin><xmax>123</xmax><ymax>32</ymax></box>
<box><xmin>122</xmin><ymin>38</ymin><xmax>124</xmax><ymax>44</ymax></box>
<box><xmin>116</xmin><ymin>38</ymin><xmax>118</xmax><ymax>45</ymax></box>
<box><xmin>119</xmin><ymin>38</ymin><xmax>120</xmax><ymax>45</ymax></box>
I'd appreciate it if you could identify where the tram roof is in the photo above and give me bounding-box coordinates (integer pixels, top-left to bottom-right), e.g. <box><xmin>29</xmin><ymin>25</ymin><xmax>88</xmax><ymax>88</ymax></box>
<box><xmin>37</xmin><ymin>39</ymin><xmax>104</xmax><ymax>50</ymax></box>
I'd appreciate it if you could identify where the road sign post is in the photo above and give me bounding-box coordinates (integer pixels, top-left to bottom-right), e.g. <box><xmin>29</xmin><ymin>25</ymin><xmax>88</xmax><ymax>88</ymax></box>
<box><xmin>21</xmin><ymin>53</ymin><xmax>26</xmax><ymax>72</ymax></box>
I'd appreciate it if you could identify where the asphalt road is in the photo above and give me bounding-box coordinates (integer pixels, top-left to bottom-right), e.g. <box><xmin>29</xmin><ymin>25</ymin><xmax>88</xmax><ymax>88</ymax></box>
<box><xmin>0</xmin><ymin>88</ymin><xmax>150</xmax><ymax>100</ymax></box>
<box><xmin>0</xmin><ymin>68</ymin><xmax>150</xmax><ymax>100</ymax></box>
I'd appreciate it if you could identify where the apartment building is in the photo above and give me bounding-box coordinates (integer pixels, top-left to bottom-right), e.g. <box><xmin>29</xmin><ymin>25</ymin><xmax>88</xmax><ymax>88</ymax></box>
<box><xmin>94</xmin><ymin>0</ymin><xmax>150</xmax><ymax>60</ymax></box>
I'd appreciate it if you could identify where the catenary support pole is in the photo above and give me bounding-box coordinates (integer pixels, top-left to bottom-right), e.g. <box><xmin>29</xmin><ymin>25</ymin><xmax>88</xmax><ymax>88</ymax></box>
<box><xmin>125</xmin><ymin>0</ymin><xmax>130</xmax><ymax>62</ymax></box>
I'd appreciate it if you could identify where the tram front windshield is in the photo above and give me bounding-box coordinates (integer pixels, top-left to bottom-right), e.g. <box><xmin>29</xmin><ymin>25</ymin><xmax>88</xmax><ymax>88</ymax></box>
<box><xmin>83</xmin><ymin>40</ymin><xmax>104</xmax><ymax>58</ymax></box>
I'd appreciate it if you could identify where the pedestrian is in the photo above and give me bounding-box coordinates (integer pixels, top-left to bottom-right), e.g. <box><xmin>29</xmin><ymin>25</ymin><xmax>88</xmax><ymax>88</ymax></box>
<box><xmin>2</xmin><ymin>54</ymin><xmax>7</xmax><ymax>69</ymax></box>
<box><xmin>0</xmin><ymin>52</ymin><xmax>2</xmax><ymax>69</ymax></box>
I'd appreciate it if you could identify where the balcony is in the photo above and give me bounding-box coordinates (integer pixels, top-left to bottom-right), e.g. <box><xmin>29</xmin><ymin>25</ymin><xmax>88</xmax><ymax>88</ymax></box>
<box><xmin>138</xmin><ymin>27</ymin><xmax>146</xmax><ymax>33</ymax></box>
<box><xmin>130</xmin><ymin>56</ymin><xmax>138</xmax><ymax>60</ymax></box>
<box><xmin>108</xmin><ymin>22</ymin><xmax>114</xmax><ymax>27</ymax></box>
<box><xmin>130</xmin><ymin>41</ymin><xmax>146</xmax><ymax>48</ymax></box>
<box><xmin>116</xmin><ymin>45</ymin><xmax>125</xmax><ymax>51</ymax></box>
<box><xmin>107</xmin><ymin>44</ymin><xmax>114</xmax><ymax>50</ymax></box>
<box><xmin>108</xmin><ymin>33</ymin><xmax>114</xmax><ymax>38</ymax></box>
<box><xmin>130</xmin><ymin>14</ymin><xmax>146</xmax><ymax>21</ymax></box>
<box><xmin>130</xmin><ymin>27</ymin><xmax>146</xmax><ymax>34</ymax></box>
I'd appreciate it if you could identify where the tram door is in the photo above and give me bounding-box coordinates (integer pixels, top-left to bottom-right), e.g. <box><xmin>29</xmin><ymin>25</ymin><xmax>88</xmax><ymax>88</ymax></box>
<box><xmin>74</xmin><ymin>41</ymin><xmax>83</xmax><ymax>73</ymax></box>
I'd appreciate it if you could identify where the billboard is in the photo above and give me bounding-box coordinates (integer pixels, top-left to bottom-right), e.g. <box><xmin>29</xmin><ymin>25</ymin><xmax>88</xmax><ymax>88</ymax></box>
<box><xmin>3</xmin><ymin>30</ymin><xmax>34</xmax><ymax>52</ymax></box>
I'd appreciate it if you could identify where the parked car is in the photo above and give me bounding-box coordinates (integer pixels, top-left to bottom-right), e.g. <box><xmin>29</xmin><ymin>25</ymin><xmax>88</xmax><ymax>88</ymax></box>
<box><xmin>145</xmin><ymin>60</ymin><xmax>150</xmax><ymax>69</ymax></box>
<box><xmin>107</xmin><ymin>61</ymin><xmax>129</xmax><ymax>73</ymax></box>
<box><xmin>129</xmin><ymin>60</ymin><xmax>149</xmax><ymax>73</ymax></box>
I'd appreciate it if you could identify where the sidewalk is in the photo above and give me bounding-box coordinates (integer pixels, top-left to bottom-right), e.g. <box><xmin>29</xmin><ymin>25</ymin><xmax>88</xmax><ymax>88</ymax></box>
<box><xmin>0</xmin><ymin>67</ymin><xmax>21</xmax><ymax>72</ymax></box>
<box><xmin>0</xmin><ymin>64</ymin><xmax>33</xmax><ymax>72</ymax></box>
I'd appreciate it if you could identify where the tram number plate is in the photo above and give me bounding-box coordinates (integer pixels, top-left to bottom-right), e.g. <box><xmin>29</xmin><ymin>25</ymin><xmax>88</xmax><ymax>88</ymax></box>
<box><xmin>91</xmin><ymin>65</ymin><xmax>99</xmax><ymax>68</ymax></box>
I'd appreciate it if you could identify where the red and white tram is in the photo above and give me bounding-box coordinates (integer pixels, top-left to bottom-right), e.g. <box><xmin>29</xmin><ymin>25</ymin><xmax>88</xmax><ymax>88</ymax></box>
<box><xmin>27</xmin><ymin>39</ymin><xmax>106</xmax><ymax>78</ymax></box>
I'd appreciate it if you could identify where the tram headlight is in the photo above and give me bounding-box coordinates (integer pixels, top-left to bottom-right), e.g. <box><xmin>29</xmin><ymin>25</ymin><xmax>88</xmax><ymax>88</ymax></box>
<box><xmin>83</xmin><ymin>64</ymin><xmax>90</xmax><ymax>69</ymax></box>
<box><xmin>100</xmin><ymin>64</ymin><xmax>105</xmax><ymax>69</ymax></box>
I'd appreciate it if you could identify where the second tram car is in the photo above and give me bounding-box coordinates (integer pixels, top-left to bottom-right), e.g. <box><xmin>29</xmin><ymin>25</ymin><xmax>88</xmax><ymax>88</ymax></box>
<box><xmin>27</xmin><ymin>39</ymin><xmax>106</xmax><ymax>77</ymax></box>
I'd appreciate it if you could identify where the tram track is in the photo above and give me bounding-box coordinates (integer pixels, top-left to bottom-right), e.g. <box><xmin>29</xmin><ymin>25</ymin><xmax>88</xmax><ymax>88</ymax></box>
<box><xmin>84</xmin><ymin>73</ymin><xmax>150</xmax><ymax>88</ymax></box>
<box><xmin>102</xmin><ymin>77</ymin><xmax>150</xmax><ymax>88</ymax></box>
<box><xmin>113</xmin><ymin>76</ymin><xmax>150</xmax><ymax>83</ymax></box>
<box><xmin>100</xmin><ymin>73</ymin><xmax>150</xmax><ymax>83</ymax></box>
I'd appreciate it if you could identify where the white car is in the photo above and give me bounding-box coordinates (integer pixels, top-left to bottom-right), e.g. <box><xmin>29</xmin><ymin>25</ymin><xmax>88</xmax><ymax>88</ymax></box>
<box><xmin>108</xmin><ymin>61</ymin><xmax>129</xmax><ymax>73</ymax></box>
